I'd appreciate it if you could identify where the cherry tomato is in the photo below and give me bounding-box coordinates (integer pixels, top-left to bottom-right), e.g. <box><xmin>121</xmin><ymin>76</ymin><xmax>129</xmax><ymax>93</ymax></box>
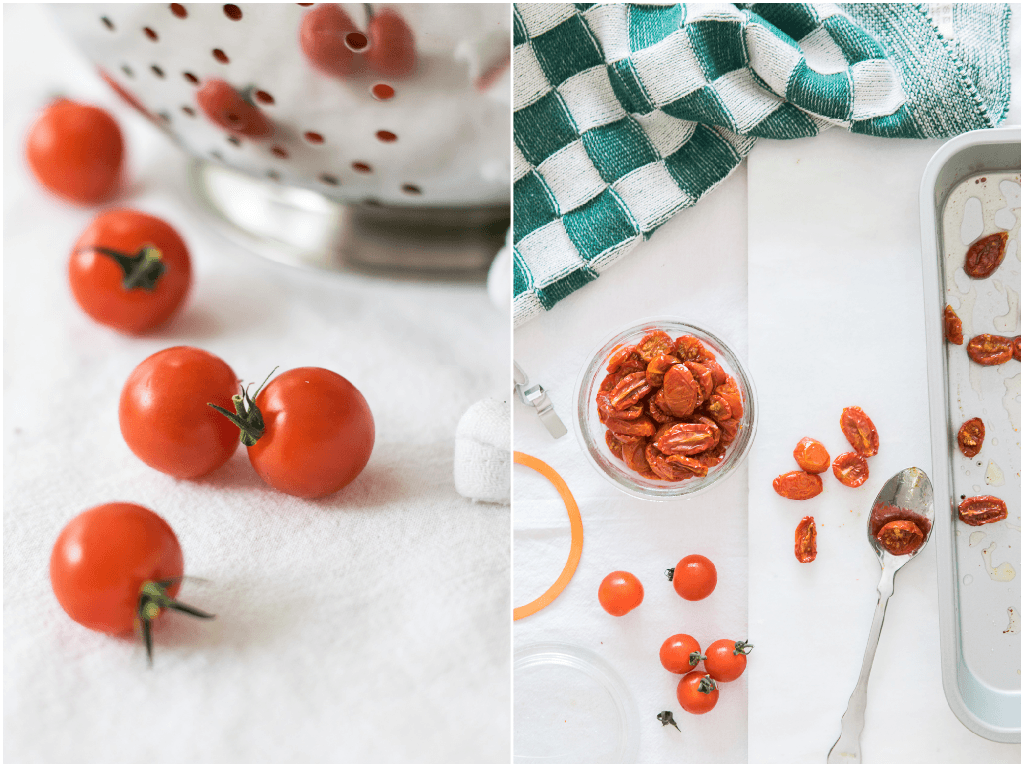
<box><xmin>956</xmin><ymin>417</ymin><xmax>985</xmax><ymax>458</ymax></box>
<box><xmin>26</xmin><ymin>98</ymin><xmax>124</xmax><ymax>205</ymax></box>
<box><xmin>660</xmin><ymin>634</ymin><xmax>704</xmax><ymax>674</ymax></box>
<box><xmin>875</xmin><ymin>519</ymin><xmax>924</xmax><ymax>555</ymax></box>
<box><xmin>793</xmin><ymin>437</ymin><xmax>829</xmax><ymax>474</ymax></box>
<box><xmin>119</xmin><ymin>347</ymin><xmax>240</xmax><ymax>479</ymax></box>
<box><xmin>196</xmin><ymin>79</ymin><xmax>272</xmax><ymax>140</ymax></box>
<box><xmin>943</xmin><ymin>305</ymin><xmax>963</xmax><ymax>345</ymax></box>
<box><xmin>703</xmin><ymin>639</ymin><xmax>752</xmax><ymax>682</ymax></box>
<box><xmin>215</xmin><ymin>367</ymin><xmax>375</xmax><ymax>498</ymax></box>
<box><xmin>832</xmin><ymin>452</ymin><xmax>869</xmax><ymax>488</ymax></box>
<box><xmin>365</xmin><ymin>8</ymin><xmax>416</xmax><ymax>77</ymax></box>
<box><xmin>300</xmin><ymin>4</ymin><xmax>359</xmax><ymax>77</ymax></box>
<box><xmin>676</xmin><ymin>669</ymin><xmax>719</xmax><ymax>714</ymax></box>
<box><xmin>670</xmin><ymin>554</ymin><xmax>717</xmax><ymax>601</ymax></box>
<box><xmin>50</xmin><ymin>503</ymin><xmax>183</xmax><ymax>634</ymax></box>
<box><xmin>69</xmin><ymin>209</ymin><xmax>191</xmax><ymax>333</ymax></box>
<box><xmin>598</xmin><ymin>571</ymin><xmax>644</xmax><ymax>616</ymax></box>
<box><xmin>795</xmin><ymin>516</ymin><xmax>816</xmax><ymax>563</ymax></box>
<box><xmin>839</xmin><ymin>406</ymin><xmax>878</xmax><ymax>456</ymax></box>
<box><xmin>773</xmin><ymin>470</ymin><xmax>823</xmax><ymax>500</ymax></box>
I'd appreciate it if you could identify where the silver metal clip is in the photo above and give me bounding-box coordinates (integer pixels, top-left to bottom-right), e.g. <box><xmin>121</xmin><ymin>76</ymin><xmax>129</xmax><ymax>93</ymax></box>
<box><xmin>514</xmin><ymin>361</ymin><xmax>567</xmax><ymax>439</ymax></box>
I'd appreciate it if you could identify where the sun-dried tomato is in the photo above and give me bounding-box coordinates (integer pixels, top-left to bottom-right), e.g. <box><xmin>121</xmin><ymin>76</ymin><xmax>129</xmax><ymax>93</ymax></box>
<box><xmin>597</xmin><ymin>391</ymin><xmax>642</xmax><ymax>421</ymax></box>
<box><xmin>964</xmin><ymin>231</ymin><xmax>1008</xmax><ymax>279</ymax></box>
<box><xmin>840</xmin><ymin>406</ymin><xmax>878</xmax><ymax>456</ymax></box>
<box><xmin>793</xmin><ymin>437</ymin><xmax>829</xmax><ymax>474</ymax></box>
<box><xmin>636</xmin><ymin>330</ymin><xmax>675</xmax><ymax>362</ymax></box>
<box><xmin>605</xmin><ymin>430</ymin><xmax>623</xmax><ymax>459</ymax></box>
<box><xmin>675</xmin><ymin>335</ymin><xmax>714</xmax><ymax>362</ymax></box>
<box><xmin>691</xmin><ymin>415</ymin><xmax>721</xmax><ymax>447</ymax></box>
<box><xmin>1014</xmin><ymin>336</ymin><xmax>1021</xmax><ymax>361</ymax></box>
<box><xmin>795</xmin><ymin>516</ymin><xmax>816</xmax><ymax>563</ymax></box>
<box><xmin>705</xmin><ymin>394</ymin><xmax>732</xmax><ymax>422</ymax></box>
<box><xmin>967</xmin><ymin>334</ymin><xmax>1014</xmax><ymax>365</ymax></box>
<box><xmin>609</xmin><ymin>372</ymin><xmax>652</xmax><ymax>409</ymax></box>
<box><xmin>684</xmin><ymin>361</ymin><xmax>713</xmax><ymax>402</ymax></box>
<box><xmin>956</xmin><ymin>417</ymin><xmax>985</xmax><ymax>458</ymax></box>
<box><xmin>773</xmin><ymin>471</ymin><xmax>823</xmax><ymax>500</ymax></box>
<box><xmin>958</xmin><ymin>496</ymin><xmax>1007</xmax><ymax>526</ymax></box>
<box><xmin>654</xmin><ymin>422</ymin><xmax>718</xmax><ymax>456</ymax></box>
<box><xmin>646</xmin><ymin>354</ymin><xmax>679</xmax><ymax>388</ymax></box>
<box><xmin>647</xmin><ymin>390</ymin><xmax>675</xmax><ymax>423</ymax></box>
<box><xmin>606</xmin><ymin>344</ymin><xmax>637</xmax><ymax>373</ymax></box>
<box><xmin>832</xmin><ymin>452</ymin><xmax>869</xmax><ymax>487</ymax></box>
<box><xmin>646</xmin><ymin>443</ymin><xmax>704</xmax><ymax>481</ymax></box>
<box><xmin>717</xmin><ymin>418</ymin><xmax>740</xmax><ymax>445</ymax></box>
<box><xmin>606</xmin><ymin>415</ymin><xmax>656</xmax><ymax>438</ymax></box>
<box><xmin>875</xmin><ymin>519</ymin><xmax>924</xmax><ymax>555</ymax></box>
<box><xmin>697</xmin><ymin>441</ymin><xmax>728</xmax><ymax>468</ymax></box>
<box><xmin>620</xmin><ymin>437</ymin><xmax>651</xmax><ymax>475</ymax></box>
<box><xmin>704</xmin><ymin>359</ymin><xmax>729</xmax><ymax>387</ymax></box>
<box><xmin>943</xmin><ymin>305</ymin><xmax>963</xmax><ymax>345</ymax></box>
<box><xmin>599</xmin><ymin>372</ymin><xmax>621</xmax><ymax>392</ymax></box>
<box><xmin>714</xmin><ymin>379</ymin><xmax>743</xmax><ymax>420</ymax></box>
<box><xmin>662</xmin><ymin>364</ymin><xmax>700</xmax><ymax>418</ymax></box>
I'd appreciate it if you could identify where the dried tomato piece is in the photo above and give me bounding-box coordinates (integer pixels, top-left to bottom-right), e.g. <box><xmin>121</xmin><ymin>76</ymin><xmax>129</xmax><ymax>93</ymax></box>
<box><xmin>609</xmin><ymin>372</ymin><xmax>652</xmax><ymax>409</ymax></box>
<box><xmin>675</xmin><ymin>335</ymin><xmax>715</xmax><ymax>363</ymax></box>
<box><xmin>840</xmin><ymin>406</ymin><xmax>878</xmax><ymax>457</ymax></box>
<box><xmin>691</xmin><ymin>415</ymin><xmax>721</xmax><ymax>447</ymax></box>
<box><xmin>646</xmin><ymin>443</ymin><xmax>698</xmax><ymax>481</ymax></box>
<box><xmin>832</xmin><ymin>452</ymin><xmax>869</xmax><ymax>488</ymax></box>
<box><xmin>704</xmin><ymin>359</ymin><xmax>729</xmax><ymax>387</ymax></box>
<box><xmin>636</xmin><ymin>330</ymin><xmax>675</xmax><ymax>363</ymax></box>
<box><xmin>706</xmin><ymin>394</ymin><xmax>732</xmax><ymax>422</ymax></box>
<box><xmin>605</xmin><ymin>430</ymin><xmax>623</xmax><ymax>459</ymax></box>
<box><xmin>597</xmin><ymin>391</ymin><xmax>643</xmax><ymax>422</ymax></box>
<box><xmin>956</xmin><ymin>417</ymin><xmax>985</xmax><ymax>458</ymax></box>
<box><xmin>621</xmin><ymin>437</ymin><xmax>652</xmax><ymax>475</ymax></box>
<box><xmin>606</xmin><ymin>415</ymin><xmax>656</xmax><ymax>438</ymax></box>
<box><xmin>717</xmin><ymin>418</ymin><xmax>741</xmax><ymax>445</ymax></box>
<box><xmin>1014</xmin><ymin>336</ymin><xmax>1021</xmax><ymax>361</ymax></box>
<box><xmin>606</xmin><ymin>344</ymin><xmax>637</xmax><ymax>373</ymax></box>
<box><xmin>664</xmin><ymin>452</ymin><xmax>708</xmax><ymax>478</ymax></box>
<box><xmin>875</xmin><ymin>519</ymin><xmax>924</xmax><ymax>555</ymax></box>
<box><xmin>793</xmin><ymin>437</ymin><xmax>830</xmax><ymax>474</ymax></box>
<box><xmin>663</xmin><ymin>364</ymin><xmax>700</xmax><ymax>418</ymax></box>
<box><xmin>967</xmin><ymin>334</ymin><xmax>1014</xmax><ymax>365</ymax></box>
<box><xmin>964</xmin><ymin>231</ymin><xmax>1008</xmax><ymax>279</ymax></box>
<box><xmin>773</xmin><ymin>471</ymin><xmax>823</xmax><ymax>500</ymax></box>
<box><xmin>943</xmin><ymin>305</ymin><xmax>963</xmax><ymax>345</ymax></box>
<box><xmin>714</xmin><ymin>378</ymin><xmax>743</xmax><ymax>420</ymax></box>
<box><xmin>697</xmin><ymin>441</ymin><xmax>727</xmax><ymax>468</ymax></box>
<box><xmin>795</xmin><ymin>516</ymin><xmax>816</xmax><ymax>563</ymax></box>
<box><xmin>654</xmin><ymin>422</ymin><xmax>717</xmax><ymax>456</ymax></box>
<box><xmin>646</xmin><ymin>354</ymin><xmax>680</xmax><ymax>388</ymax></box>
<box><xmin>958</xmin><ymin>496</ymin><xmax>1008</xmax><ymax>526</ymax></box>
<box><xmin>648</xmin><ymin>390</ymin><xmax>675</xmax><ymax>423</ymax></box>
<box><xmin>684</xmin><ymin>361</ymin><xmax>714</xmax><ymax>403</ymax></box>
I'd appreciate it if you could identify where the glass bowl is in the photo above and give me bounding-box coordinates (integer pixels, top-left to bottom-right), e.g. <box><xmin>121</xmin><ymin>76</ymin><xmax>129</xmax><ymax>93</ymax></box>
<box><xmin>573</xmin><ymin>317</ymin><xmax>757</xmax><ymax>501</ymax></box>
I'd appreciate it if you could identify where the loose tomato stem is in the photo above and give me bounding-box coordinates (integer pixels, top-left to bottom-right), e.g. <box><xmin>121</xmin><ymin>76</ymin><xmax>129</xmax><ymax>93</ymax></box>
<box><xmin>665</xmin><ymin>567</ymin><xmax>674</xmax><ymax>581</ymax></box>
<box><xmin>81</xmin><ymin>244</ymin><xmax>166</xmax><ymax>291</ymax></box>
<box><xmin>137</xmin><ymin>579</ymin><xmax>215</xmax><ymax>666</ymax></box>
<box><xmin>657</xmin><ymin>711</ymin><xmax>681</xmax><ymax>731</ymax></box>
<box><xmin>733</xmin><ymin>640</ymin><xmax>753</xmax><ymax>656</ymax></box>
<box><xmin>207</xmin><ymin>368</ymin><xmax>277</xmax><ymax>447</ymax></box>
<box><xmin>697</xmin><ymin>675</ymin><xmax>718</xmax><ymax>695</ymax></box>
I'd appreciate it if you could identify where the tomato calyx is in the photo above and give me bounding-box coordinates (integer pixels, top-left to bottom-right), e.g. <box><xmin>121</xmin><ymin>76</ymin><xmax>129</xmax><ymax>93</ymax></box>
<box><xmin>81</xmin><ymin>244</ymin><xmax>166</xmax><ymax>291</ymax></box>
<box><xmin>696</xmin><ymin>675</ymin><xmax>718</xmax><ymax>695</ymax></box>
<box><xmin>208</xmin><ymin>369</ymin><xmax>277</xmax><ymax>447</ymax></box>
<box><xmin>657</xmin><ymin>710</ymin><xmax>681</xmax><ymax>731</ymax></box>
<box><xmin>137</xmin><ymin>578</ymin><xmax>215</xmax><ymax>666</ymax></box>
<box><xmin>690</xmin><ymin>650</ymin><xmax>707</xmax><ymax>666</ymax></box>
<box><xmin>732</xmin><ymin>640</ymin><xmax>753</xmax><ymax>656</ymax></box>
<box><xmin>665</xmin><ymin>567</ymin><xmax>674</xmax><ymax>581</ymax></box>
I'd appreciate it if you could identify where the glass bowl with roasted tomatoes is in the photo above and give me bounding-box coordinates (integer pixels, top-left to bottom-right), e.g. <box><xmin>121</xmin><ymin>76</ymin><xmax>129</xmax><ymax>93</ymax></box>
<box><xmin>573</xmin><ymin>318</ymin><xmax>757</xmax><ymax>500</ymax></box>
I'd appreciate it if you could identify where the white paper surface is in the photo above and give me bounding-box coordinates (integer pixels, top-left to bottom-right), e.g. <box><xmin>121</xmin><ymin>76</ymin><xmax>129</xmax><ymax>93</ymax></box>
<box><xmin>3</xmin><ymin>5</ymin><xmax>510</xmax><ymax>762</ymax></box>
<box><xmin>513</xmin><ymin>165</ymin><xmax>749</xmax><ymax>764</ymax></box>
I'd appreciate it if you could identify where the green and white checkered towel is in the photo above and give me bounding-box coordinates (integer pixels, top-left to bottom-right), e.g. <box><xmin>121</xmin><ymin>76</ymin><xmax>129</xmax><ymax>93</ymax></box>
<box><xmin>512</xmin><ymin>2</ymin><xmax>1012</xmax><ymax>326</ymax></box>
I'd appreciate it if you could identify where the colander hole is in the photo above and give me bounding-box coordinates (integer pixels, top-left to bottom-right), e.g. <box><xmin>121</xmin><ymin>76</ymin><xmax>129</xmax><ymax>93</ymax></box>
<box><xmin>151</xmin><ymin>65</ymin><xmax>165</xmax><ymax>78</ymax></box>
<box><xmin>271</xmin><ymin>146</ymin><xmax>289</xmax><ymax>158</ymax></box>
<box><xmin>254</xmin><ymin>90</ymin><xmax>275</xmax><ymax>105</ymax></box>
<box><xmin>170</xmin><ymin>4</ymin><xmax>187</xmax><ymax>19</ymax></box>
<box><xmin>101</xmin><ymin>16</ymin><xmax>115</xmax><ymax>31</ymax></box>
<box><xmin>401</xmin><ymin>184</ymin><xmax>422</xmax><ymax>195</ymax></box>
<box><xmin>352</xmin><ymin>162</ymin><xmax>372</xmax><ymax>173</ymax></box>
<box><xmin>213</xmin><ymin>49</ymin><xmax>230</xmax><ymax>64</ymax></box>
<box><xmin>297</xmin><ymin>3</ymin><xmax>314</xmax><ymax>6</ymax></box>
<box><xmin>183</xmin><ymin>71</ymin><xmax>199</xmax><ymax>84</ymax></box>
<box><xmin>303</xmin><ymin>131</ymin><xmax>325</xmax><ymax>144</ymax></box>
<box><xmin>345</xmin><ymin>32</ymin><xmax>368</xmax><ymax>51</ymax></box>
<box><xmin>226</xmin><ymin>136</ymin><xmax>242</xmax><ymax>147</ymax></box>
<box><xmin>371</xmin><ymin>83</ymin><xmax>395</xmax><ymax>101</ymax></box>
<box><xmin>267</xmin><ymin>170</ymin><xmax>281</xmax><ymax>180</ymax></box>
<box><xmin>181</xmin><ymin>105</ymin><xmax>196</xmax><ymax>116</ymax></box>
<box><xmin>376</xmin><ymin>130</ymin><xmax>397</xmax><ymax>143</ymax></box>
<box><xmin>224</xmin><ymin>5</ymin><xmax>242</xmax><ymax>20</ymax></box>
<box><xmin>121</xmin><ymin>65</ymin><xmax>134</xmax><ymax>78</ymax></box>
<box><xmin>144</xmin><ymin>27</ymin><xmax>159</xmax><ymax>41</ymax></box>
<box><xmin>319</xmin><ymin>174</ymin><xmax>340</xmax><ymax>185</ymax></box>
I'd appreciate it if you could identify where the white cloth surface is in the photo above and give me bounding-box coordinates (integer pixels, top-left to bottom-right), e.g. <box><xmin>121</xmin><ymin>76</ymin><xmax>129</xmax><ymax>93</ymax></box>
<box><xmin>3</xmin><ymin>5</ymin><xmax>509</xmax><ymax>762</ymax></box>
<box><xmin>454</xmin><ymin>397</ymin><xmax>512</xmax><ymax>504</ymax></box>
<box><xmin>513</xmin><ymin>165</ymin><xmax>749</xmax><ymax>764</ymax></box>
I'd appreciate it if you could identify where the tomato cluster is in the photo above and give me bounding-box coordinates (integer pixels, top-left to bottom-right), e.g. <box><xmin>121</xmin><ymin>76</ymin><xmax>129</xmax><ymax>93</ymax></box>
<box><xmin>598</xmin><ymin>330</ymin><xmax>744</xmax><ymax>482</ymax></box>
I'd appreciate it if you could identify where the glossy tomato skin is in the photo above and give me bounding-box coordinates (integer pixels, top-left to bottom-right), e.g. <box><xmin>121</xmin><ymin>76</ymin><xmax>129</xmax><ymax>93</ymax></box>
<box><xmin>119</xmin><ymin>347</ymin><xmax>240</xmax><ymax>479</ymax></box>
<box><xmin>703</xmin><ymin>639</ymin><xmax>749</xmax><ymax>682</ymax></box>
<box><xmin>248</xmin><ymin>367</ymin><xmax>375</xmax><ymax>498</ymax></box>
<box><xmin>676</xmin><ymin>669</ymin><xmax>719</xmax><ymax>715</ymax></box>
<box><xmin>26</xmin><ymin>98</ymin><xmax>124</xmax><ymax>205</ymax></box>
<box><xmin>195</xmin><ymin>79</ymin><xmax>272</xmax><ymax>140</ymax></box>
<box><xmin>299</xmin><ymin>4</ymin><xmax>359</xmax><ymax>77</ymax></box>
<box><xmin>660</xmin><ymin>633</ymin><xmax>702</xmax><ymax>674</ymax></box>
<box><xmin>598</xmin><ymin>571</ymin><xmax>644</xmax><ymax>616</ymax></box>
<box><xmin>50</xmin><ymin>503</ymin><xmax>183</xmax><ymax>634</ymax></box>
<box><xmin>672</xmin><ymin>554</ymin><xmax>717</xmax><ymax>601</ymax></box>
<box><xmin>70</xmin><ymin>209</ymin><xmax>191</xmax><ymax>334</ymax></box>
<box><xmin>365</xmin><ymin>8</ymin><xmax>416</xmax><ymax>77</ymax></box>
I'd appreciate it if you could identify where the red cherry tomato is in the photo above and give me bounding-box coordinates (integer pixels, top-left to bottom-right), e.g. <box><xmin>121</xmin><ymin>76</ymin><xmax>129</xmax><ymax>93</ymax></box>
<box><xmin>195</xmin><ymin>79</ymin><xmax>272</xmax><ymax>139</ymax></box>
<box><xmin>50</xmin><ymin>503</ymin><xmax>183</xmax><ymax>634</ymax></box>
<box><xmin>703</xmin><ymin>639</ymin><xmax>752</xmax><ymax>682</ymax></box>
<box><xmin>69</xmin><ymin>209</ymin><xmax>191</xmax><ymax>334</ymax></box>
<box><xmin>214</xmin><ymin>367</ymin><xmax>375</xmax><ymax>498</ymax></box>
<box><xmin>660</xmin><ymin>634</ymin><xmax>704</xmax><ymax>674</ymax></box>
<box><xmin>365</xmin><ymin>8</ymin><xmax>416</xmax><ymax>77</ymax></box>
<box><xmin>119</xmin><ymin>347</ymin><xmax>240</xmax><ymax>479</ymax></box>
<box><xmin>26</xmin><ymin>98</ymin><xmax>124</xmax><ymax>205</ymax></box>
<box><xmin>676</xmin><ymin>669</ymin><xmax>719</xmax><ymax>714</ymax></box>
<box><xmin>299</xmin><ymin>4</ymin><xmax>359</xmax><ymax>77</ymax></box>
<box><xmin>598</xmin><ymin>571</ymin><xmax>644</xmax><ymax>616</ymax></box>
<box><xmin>670</xmin><ymin>554</ymin><xmax>717</xmax><ymax>601</ymax></box>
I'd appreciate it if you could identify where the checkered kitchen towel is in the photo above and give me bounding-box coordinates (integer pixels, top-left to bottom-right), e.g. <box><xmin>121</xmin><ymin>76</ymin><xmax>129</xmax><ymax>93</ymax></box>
<box><xmin>512</xmin><ymin>3</ymin><xmax>1012</xmax><ymax>326</ymax></box>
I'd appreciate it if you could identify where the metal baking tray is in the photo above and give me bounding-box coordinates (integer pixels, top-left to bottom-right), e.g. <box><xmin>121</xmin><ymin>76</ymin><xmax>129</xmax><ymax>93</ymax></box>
<box><xmin>920</xmin><ymin>126</ymin><xmax>1021</xmax><ymax>743</ymax></box>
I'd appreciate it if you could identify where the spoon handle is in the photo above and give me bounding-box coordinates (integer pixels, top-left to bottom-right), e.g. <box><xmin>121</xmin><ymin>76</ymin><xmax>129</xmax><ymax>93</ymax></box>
<box><xmin>827</xmin><ymin>567</ymin><xmax>896</xmax><ymax>764</ymax></box>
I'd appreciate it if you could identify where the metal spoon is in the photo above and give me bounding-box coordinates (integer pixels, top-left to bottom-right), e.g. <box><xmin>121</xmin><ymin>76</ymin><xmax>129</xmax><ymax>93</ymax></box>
<box><xmin>827</xmin><ymin>467</ymin><xmax>935</xmax><ymax>764</ymax></box>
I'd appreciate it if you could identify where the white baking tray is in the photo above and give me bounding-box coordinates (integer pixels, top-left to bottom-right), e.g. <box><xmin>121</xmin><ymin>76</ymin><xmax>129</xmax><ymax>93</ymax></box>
<box><xmin>920</xmin><ymin>126</ymin><xmax>1021</xmax><ymax>743</ymax></box>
